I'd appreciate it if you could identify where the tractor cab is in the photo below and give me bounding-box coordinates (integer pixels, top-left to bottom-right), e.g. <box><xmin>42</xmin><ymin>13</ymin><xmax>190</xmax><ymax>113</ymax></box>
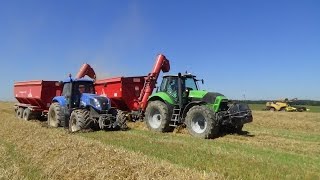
<box><xmin>57</xmin><ymin>78</ymin><xmax>111</xmax><ymax>113</ymax></box>
<box><xmin>160</xmin><ymin>74</ymin><xmax>199</xmax><ymax>91</ymax></box>
<box><xmin>61</xmin><ymin>79</ymin><xmax>95</xmax><ymax>108</ymax></box>
<box><xmin>158</xmin><ymin>74</ymin><xmax>200</xmax><ymax>105</ymax></box>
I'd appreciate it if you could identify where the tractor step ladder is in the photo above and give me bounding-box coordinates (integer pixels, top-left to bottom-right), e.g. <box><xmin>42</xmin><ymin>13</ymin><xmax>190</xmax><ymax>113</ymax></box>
<box><xmin>169</xmin><ymin>107</ymin><xmax>181</xmax><ymax>127</ymax></box>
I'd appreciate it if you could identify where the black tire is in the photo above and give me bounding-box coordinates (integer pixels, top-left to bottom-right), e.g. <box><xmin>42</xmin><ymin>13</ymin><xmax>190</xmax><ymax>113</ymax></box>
<box><xmin>22</xmin><ymin>108</ymin><xmax>32</xmax><ymax>121</ymax></box>
<box><xmin>48</xmin><ymin>103</ymin><xmax>63</xmax><ymax>128</ymax></box>
<box><xmin>116</xmin><ymin>110</ymin><xmax>128</xmax><ymax>130</ymax></box>
<box><xmin>269</xmin><ymin>107</ymin><xmax>276</xmax><ymax>112</ymax></box>
<box><xmin>16</xmin><ymin>108</ymin><xmax>24</xmax><ymax>119</ymax></box>
<box><xmin>185</xmin><ymin>105</ymin><xmax>219</xmax><ymax>139</ymax></box>
<box><xmin>280</xmin><ymin>108</ymin><xmax>286</xmax><ymax>112</ymax></box>
<box><xmin>69</xmin><ymin>109</ymin><xmax>91</xmax><ymax>132</ymax></box>
<box><xmin>145</xmin><ymin>100</ymin><xmax>174</xmax><ymax>132</ymax></box>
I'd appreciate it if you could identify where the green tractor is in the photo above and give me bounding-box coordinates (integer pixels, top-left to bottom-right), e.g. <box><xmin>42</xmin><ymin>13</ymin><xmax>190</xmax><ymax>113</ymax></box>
<box><xmin>144</xmin><ymin>73</ymin><xmax>253</xmax><ymax>139</ymax></box>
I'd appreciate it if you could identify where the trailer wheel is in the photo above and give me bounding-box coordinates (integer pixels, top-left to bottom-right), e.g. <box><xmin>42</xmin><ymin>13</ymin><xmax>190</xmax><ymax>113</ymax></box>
<box><xmin>48</xmin><ymin>103</ymin><xmax>63</xmax><ymax>128</ymax></box>
<box><xmin>185</xmin><ymin>105</ymin><xmax>219</xmax><ymax>139</ymax></box>
<box><xmin>23</xmin><ymin>108</ymin><xmax>32</xmax><ymax>121</ymax></box>
<box><xmin>145</xmin><ymin>100</ymin><xmax>174</xmax><ymax>132</ymax></box>
<box><xmin>16</xmin><ymin>108</ymin><xmax>24</xmax><ymax>119</ymax></box>
<box><xmin>69</xmin><ymin>109</ymin><xmax>91</xmax><ymax>133</ymax></box>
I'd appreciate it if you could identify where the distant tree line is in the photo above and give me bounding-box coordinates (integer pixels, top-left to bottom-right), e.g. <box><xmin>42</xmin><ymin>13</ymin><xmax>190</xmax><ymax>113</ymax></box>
<box><xmin>235</xmin><ymin>100</ymin><xmax>320</xmax><ymax>106</ymax></box>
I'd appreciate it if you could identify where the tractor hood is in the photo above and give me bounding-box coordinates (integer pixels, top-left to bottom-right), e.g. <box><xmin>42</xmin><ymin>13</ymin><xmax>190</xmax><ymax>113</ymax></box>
<box><xmin>189</xmin><ymin>90</ymin><xmax>227</xmax><ymax>103</ymax></box>
<box><xmin>80</xmin><ymin>93</ymin><xmax>111</xmax><ymax>111</ymax></box>
<box><xmin>189</xmin><ymin>90</ymin><xmax>228</xmax><ymax>112</ymax></box>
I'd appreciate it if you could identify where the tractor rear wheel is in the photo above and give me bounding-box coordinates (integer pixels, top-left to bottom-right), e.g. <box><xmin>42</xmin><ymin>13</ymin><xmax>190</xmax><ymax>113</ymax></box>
<box><xmin>48</xmin><ymin>103</ymin><xmax>63</xmax><ymax>128</ymax></box>
<box><xmin>23</xmin><ymin>108</ymin><xmax>32</xmax><ymax>121</ymax></box>
<box><xmin>16</xmin><ymin>108</ymin><xmax>24</xmax><ymax>119</ymax></box>
<box><xmin>145</xmin><ymin>100</ymin><xmax>174</xmax><ymax>132</ymax></box>
<box><xmin>269</xmin><ymin>107</ymin><xmax>276</xmax><ymax>112</ymax></box>
<box><xmin>69</xmin><ymin>109</ymin><xmax>91</xmax><ymax>133</ymax></box>
<box><xmin>185</xmin><ymin>105</ymin><xmax>219</xmax><ymax>139</ymax></box>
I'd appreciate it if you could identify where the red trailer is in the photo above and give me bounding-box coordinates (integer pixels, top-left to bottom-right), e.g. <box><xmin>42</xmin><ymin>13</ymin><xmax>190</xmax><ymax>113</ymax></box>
<box><xmin>93</xmin><ymin>54</ymin><xmax>170</xmax><ymax>120</ymax></box>
<box><xmin>95</xmin><ymin>76</ymin><xmax>146</xmax><ymax>111</ymax></box>
<box><xmin>14</xmin><ymin>80</ymin><xmax>62</xmax><ymax>120</ymax></box>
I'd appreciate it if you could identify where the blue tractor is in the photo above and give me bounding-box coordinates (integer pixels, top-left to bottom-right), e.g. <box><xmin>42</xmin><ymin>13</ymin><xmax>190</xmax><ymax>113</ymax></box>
<box><xmin>47</xmin><ymin>78</ymin><xmax>126</xmax><ymax>132</ymax></box>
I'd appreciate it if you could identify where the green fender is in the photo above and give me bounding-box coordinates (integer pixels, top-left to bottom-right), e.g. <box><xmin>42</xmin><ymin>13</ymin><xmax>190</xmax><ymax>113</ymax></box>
<box><xmin>148</xmin><ymin>92</ymin><xmax>175</xmax><ymax>105</ymax></box>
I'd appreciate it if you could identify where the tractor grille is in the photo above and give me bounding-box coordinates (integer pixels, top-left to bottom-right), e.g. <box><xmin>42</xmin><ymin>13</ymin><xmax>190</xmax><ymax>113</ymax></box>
<box><xmin>95</xmin><ymin>97</ymin><xmax>110</xmax><ymax>110</ymax></box>
<box><xmin>228</xmin><ymin>103</ymin><xmax>251</xmax><ymax>115</ymax></box>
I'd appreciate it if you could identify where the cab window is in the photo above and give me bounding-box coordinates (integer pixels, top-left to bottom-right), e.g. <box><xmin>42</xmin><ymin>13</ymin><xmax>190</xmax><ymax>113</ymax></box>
<box><xmin>185</xmin><ymin>77</ymin><xmax>198</xmax><ymax>90</ymax></box>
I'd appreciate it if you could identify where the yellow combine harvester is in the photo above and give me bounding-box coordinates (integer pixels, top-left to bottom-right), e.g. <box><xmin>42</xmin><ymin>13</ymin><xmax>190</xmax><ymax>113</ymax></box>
<box><xmin>265</xmin><ymin>99</ymin><xmax>310</xmax><ymax>112</ymax></box>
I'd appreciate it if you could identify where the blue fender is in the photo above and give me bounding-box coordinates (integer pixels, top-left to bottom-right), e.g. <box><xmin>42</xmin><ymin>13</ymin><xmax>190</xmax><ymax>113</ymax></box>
<box><xmin>52</xmin><ymin>96</ymin><xmax>68</xmax><ymax>107</ymax></box>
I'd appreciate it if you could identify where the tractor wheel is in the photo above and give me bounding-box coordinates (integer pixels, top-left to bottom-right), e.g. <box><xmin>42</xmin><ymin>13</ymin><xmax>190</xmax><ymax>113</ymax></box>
<box><xmin>269</xmin><ymin>107</ymin><xmax>276</xmax><ymax>112</ymax></box>
<box><xmin>16</xmin><ymin>108</ymin><xmax>24</xmax><ymax>119</ymax></box>
<box><xmin>145</xmin><ymin>100</ymin><xmax>174</xmax><ymax>132</ymax></box>
<box><xmin>22</xmin><ymin>108</ymin><xmax>32</xmax><ymax>121</ymax></box>
<box><xmin>69</xmin><ymin>109</ymin><xmax>91</xmax><ymax>133</ymax></box>
<box><xmin>48</xmin><ymin>103</ymin><xmax>63</xmax><ymax>128</ymax></box>
<box><xmin>185</xmin><ymin>105</ymin><xmax>219</xmax><ymax>139</ymax></box>
<box><xmin>280</xmin><ymin>108</ymin><xmax>286</xmax><ymax>112</ymax></box>
<box><xmin>116</xmin><ymin>110</ymin><xmax>128</xmax><ymax>130</ymax></box>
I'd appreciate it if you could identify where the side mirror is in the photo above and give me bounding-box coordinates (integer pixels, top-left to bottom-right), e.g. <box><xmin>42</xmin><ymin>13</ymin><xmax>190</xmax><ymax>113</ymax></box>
<box><xmin>201</xmin><ymin>79</ymin><xmax>204</xmax><ymax>84</ymax></box>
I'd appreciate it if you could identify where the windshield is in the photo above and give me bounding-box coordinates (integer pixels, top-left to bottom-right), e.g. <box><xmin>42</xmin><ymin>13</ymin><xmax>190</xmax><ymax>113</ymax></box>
<box><xmin>73</xmin><ymin>81</ymin><xmax>95</xmax><ymax>94</ymax></box>
<box><xmin>184</xmin><ymin>77</ymin><xmax>198</xmax><ymax>90</ymax></box>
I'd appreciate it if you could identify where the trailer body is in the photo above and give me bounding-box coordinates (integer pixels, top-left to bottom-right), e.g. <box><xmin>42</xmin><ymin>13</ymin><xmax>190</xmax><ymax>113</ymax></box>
<box><xmin>95</xmin><ymin>76</ymin><xmax>146</xmax><ymax>112</ymax></box>
<box><xmin>14</xmin><ymin>80</ymin><xmax>62</xmax><ymax>114</ymax></box>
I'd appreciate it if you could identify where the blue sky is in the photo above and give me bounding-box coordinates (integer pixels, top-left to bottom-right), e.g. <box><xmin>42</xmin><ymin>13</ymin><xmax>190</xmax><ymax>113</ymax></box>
<box><xmin>1</xmin><ymin>0</ymin><xmax>319</xmax><ymax>101</ymax></box>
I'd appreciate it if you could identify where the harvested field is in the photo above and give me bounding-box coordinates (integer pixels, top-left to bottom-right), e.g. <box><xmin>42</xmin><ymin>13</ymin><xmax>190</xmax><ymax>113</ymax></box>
<box><xmin>0</xmin><ymin>102</ymin><xmax>218</xmax><ymax>180</ymax></box>
<box><xmin>0</xmin><ymin>101</ymin><xmax>320</xmax><ymax>179</ymax></box>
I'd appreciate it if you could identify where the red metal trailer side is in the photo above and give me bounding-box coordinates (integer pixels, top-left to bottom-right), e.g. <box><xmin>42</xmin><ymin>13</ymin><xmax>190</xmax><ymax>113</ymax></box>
<box><xmin>93</xmin><ymin>54</ymin><xmax>170</xmax><ymax>120</ymax></box>
<box><xmin>95</xmin><ymin>76</ymin><xmax>146</xmax><ymax>111</ymax></box>
<box><xmin>14</xmin><ymin>80</ymin><xmax>62</xmax><ymax>119</ymax></box>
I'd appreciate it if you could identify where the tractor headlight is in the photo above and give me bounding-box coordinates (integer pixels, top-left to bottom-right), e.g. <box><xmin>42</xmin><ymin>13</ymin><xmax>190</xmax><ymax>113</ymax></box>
<box><xmin>93</xmin><ymin>98</ymin><xmax>101</xmax><ymax>109</ymax></box>
<box><xmin>90</xmin><ymin>98</ymin><xmax>101</xmax><ymax>109</ymax></box>
<box><xmin>90</xmin><ymin>97</ymin><xmax>110</xmax><ymax>111</ymax></box>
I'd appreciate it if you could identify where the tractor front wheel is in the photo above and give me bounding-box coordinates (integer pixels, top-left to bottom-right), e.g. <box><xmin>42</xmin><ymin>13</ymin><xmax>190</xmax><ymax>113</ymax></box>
<box><xmin>69</xmin><ymin>109</ymin><xmax>91</xmax><ymax>133</ymax></box>
<box><xmin>185</xmin><ymin>105</ymin><xmax>219</xmax><ymax>139</ymax></box>
<box><xmin>145</xmin><ymin>100</ymin><xmax>174</xmax><ymax>132</ymax></box>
